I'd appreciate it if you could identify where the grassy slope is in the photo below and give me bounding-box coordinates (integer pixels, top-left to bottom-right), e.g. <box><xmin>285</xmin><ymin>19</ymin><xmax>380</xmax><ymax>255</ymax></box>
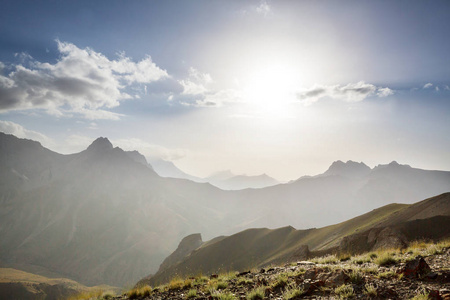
<box><xmin>148</xmin><ymin>202</ymin><xmax>410</xmax><ymax>285</ymax></box>
<box><xmin>149</xmin><ymin>193</ymin><xmax>450</xmax><ymax>285</ymax></box>
<box><xmin>0</xmin><ymin>268</ymin><xmax>119</xmax><ymax>300</ymax></box>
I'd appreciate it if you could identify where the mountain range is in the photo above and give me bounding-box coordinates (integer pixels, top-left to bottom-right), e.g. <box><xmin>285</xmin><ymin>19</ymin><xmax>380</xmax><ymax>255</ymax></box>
<box><xmin>0</xmin><ymin>132</ymin><xmax>449</xmax><ymax>287</ymax></box>
<box><xmin>149</xmin><ymin>159</ymin><xmax>280</xmax><ymax>190</ymax></box>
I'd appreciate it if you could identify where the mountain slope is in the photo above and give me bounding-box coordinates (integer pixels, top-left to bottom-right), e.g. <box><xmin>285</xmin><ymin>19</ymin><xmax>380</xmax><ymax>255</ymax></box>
<box><xmin>0</xmin><ymin>268</ymin><xmax>118</xmax><ymax>300</ymax></box>
<box><xmin>147</xmin><ymin>193</ymin><xmax>450</xmax><ymax>285</ymax></box>
<box><xmin>1</xmin><ymin>132</ymin><xmax>449</xmax><ymax>287</ymax></box>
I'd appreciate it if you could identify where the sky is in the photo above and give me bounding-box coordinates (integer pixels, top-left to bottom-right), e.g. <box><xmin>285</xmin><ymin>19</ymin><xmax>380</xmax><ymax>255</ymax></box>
<box><xmin>0</xmin><ymin>0</ymin><xmax>449</xmax><ymax>181</ymax></box>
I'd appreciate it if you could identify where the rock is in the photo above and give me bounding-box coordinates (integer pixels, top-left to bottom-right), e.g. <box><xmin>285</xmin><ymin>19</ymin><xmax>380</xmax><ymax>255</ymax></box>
<box><xmin>301</xmin><ymin>279</ymin><xmax>324</xmax><ymax>295</ymax></box>
<box><xmin>297</xmin><ymin>261</ymin><xmax>315</xmax><ymax>266</ymax></box>
<box><xmin>397</xmin><ymin>256</ymin><xmax>432</xmax><ymax>278</ymax></box>
<box><xmin>210</xmin><ymin>274</ymin><xmax>218</xmax><ymax>279</ymax></box>
<box><xmin>237</xmin><ymin>271</ymin><xmax>250</xmax><ymax>277</ymax></box>
<box><xmin>304</xmin><ymin>268</ymin><xmax>320</xmax><ymax>280</ymax></box>
<box><xmin>373</xmin><ymin>227</ymin><xmax>407</xmax><ymax>250</ymax></box>
<box><xmin>428</xmin><ymin>272</ymin><xmax>439</xmax><ymax>280</ymax></box>
<box><xmin>324</xmin><ymin>270</ymin><xmax>349</xmax><ymax>287</ymax></box>
<box><xmin>428</xmin><ymin>289</ymin><xmax>442</xmax><ymax>300</ymax></box>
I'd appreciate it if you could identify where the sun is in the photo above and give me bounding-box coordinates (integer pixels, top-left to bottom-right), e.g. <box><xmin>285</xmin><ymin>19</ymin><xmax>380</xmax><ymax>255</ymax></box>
<box><xmin>242</xmin><ymin>63</ymin><xmax>298</xmax><ymax>119</ymax></box>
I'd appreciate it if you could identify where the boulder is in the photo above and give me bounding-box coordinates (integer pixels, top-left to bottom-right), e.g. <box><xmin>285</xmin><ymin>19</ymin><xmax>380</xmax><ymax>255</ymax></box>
<box><xmin>397</xmin><ymin>256</ymin><xmax>431</xmax><ymax>278</ymax></box>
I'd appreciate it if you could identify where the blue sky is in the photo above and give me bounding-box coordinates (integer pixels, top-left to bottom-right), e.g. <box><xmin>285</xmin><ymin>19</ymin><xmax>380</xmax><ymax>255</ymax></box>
<box><xmin>0</xmin><ymin>0</ymin><xmax>449</xmax><ymax>180</ymax></box>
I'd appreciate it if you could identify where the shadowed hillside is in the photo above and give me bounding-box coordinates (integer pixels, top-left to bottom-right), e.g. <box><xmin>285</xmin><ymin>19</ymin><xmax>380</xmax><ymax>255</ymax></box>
<box><xmin>146</xmin><ymin>193</ymin><xmax>450</xmax><ymax>285</ymax></box>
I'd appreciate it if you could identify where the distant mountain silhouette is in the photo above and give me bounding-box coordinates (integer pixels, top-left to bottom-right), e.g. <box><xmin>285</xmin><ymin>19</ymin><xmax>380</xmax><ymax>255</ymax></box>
<box><xmin>150</xmin><ymin>162</ymin><xmax>280</xmax><ymax>190</ymax></box>
<box><xmin>0</xmin><ymin>132</ymin><xmax>449</xmax><ymax>287</ymax></box>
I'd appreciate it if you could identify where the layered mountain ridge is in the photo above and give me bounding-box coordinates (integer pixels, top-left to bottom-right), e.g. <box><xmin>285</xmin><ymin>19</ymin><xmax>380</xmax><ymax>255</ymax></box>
<box><xmin>0</xmin><ymin>132</ymin><xmax>449</xmax><ymax>287</ymax></box>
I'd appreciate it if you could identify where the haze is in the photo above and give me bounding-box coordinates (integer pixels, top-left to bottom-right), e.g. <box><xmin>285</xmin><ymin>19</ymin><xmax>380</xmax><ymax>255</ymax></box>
<box><xmin>1</xmin><ymin>0</ymin><xmax>449</xmax><ymax>181</ymax></box>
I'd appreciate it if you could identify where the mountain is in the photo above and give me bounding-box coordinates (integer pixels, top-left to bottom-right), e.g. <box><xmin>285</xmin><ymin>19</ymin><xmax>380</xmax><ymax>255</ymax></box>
<box><xmin>149</xmin><ymin>159</ymin><xmax>204</xmax><ymax>182</ymax></box>
<box><xmin>0</xmin><ymin>133</ymin><xmax>244</xmax><ymax>287</ymax></box>
<box><xmin>150</xmin><ymin>163</ymin><xmax>280</xmax><ymax>190</ymax></box>
<box><xmin>146</xmin><ymin>193</ymin><xmax>450</xmax><ymax>285</ymax></box>
<box><xmin>208</xmin><ymin>173</ymin><xmax>279</xmax><ymax>190</ymax></box>
<box><xmin>0</xmin><ymin>132</ymin><xmax>449</xmax><ymax>287</ymax></box>
<box><xmin>0</xmin><ymin>268</ymin><xmax>118</xmax><ymax>300</ymax></box>
<box><xmin>321</xmin><ymin>160</ymin><xmax>371</xmax><ymax>178</ymax></box>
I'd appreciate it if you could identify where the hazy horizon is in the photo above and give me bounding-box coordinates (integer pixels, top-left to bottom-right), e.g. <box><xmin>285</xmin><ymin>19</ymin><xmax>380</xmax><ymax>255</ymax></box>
<box><xmin>1</xmin><ymin>0</ymin><xmax>449</xmax><ymax>181</ymax></box>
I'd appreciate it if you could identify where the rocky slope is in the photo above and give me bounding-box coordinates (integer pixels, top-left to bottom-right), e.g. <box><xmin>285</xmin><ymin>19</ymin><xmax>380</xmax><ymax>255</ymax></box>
<box><xmin>119</xmin><ymin>241</ymin><xmax>450</xmax><ymax>299</ymax></box>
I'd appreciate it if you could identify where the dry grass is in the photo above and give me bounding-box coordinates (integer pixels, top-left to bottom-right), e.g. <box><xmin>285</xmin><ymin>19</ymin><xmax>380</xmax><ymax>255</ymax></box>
<box><xmin>127</xmin><ymin>285</ymin><xmax>152</xmax><ymax>299</ymax></box>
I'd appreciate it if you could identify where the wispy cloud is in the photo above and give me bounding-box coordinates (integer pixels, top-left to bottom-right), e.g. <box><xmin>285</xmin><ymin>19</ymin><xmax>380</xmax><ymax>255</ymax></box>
<box><xmin>256</xmin><ymin>1</ymin><xmax>271</xmax><ymax>16</ymax></box>
<box><xmin>297</xmin><ymin>81</ymin><xmax>393</xmax><ymax>105</ymax></box>
<box><xmin>0</xmin><ymin>40</ymin><xmax>168</xmax><ymax>119</ymax></box>
<box><xmin>179</xmin><ymin>67</ymin><xmax>212</xmax><ymax>95</ymax></box>
<box><xmin>177</xmin><ymin>67</ymin><xmax>242</xmax><ymax>107</ymax></box>
<box><xmin>423</xmin><ymin>82</ymin><xmax>433</xmax><ymax>89</ymax></box>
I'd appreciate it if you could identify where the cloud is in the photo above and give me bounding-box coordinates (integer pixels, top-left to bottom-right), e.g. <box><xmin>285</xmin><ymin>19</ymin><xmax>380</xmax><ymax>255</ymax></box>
<box><xmin>179</xmin><ymin>67</ymin><xmax>212</xmax><ymax>95</ymax></box>
<box><xmin>0</xmin><ymin>40</ymin><xmax>168</xmax><ymax>119</ymax></box>
<box><xmin>256</xmin><ymin>1</ymin><xmax>271</xmax><ymax>16</ymax></box>
<box><xmin>423</xmin><ymin>83</ymin><xmax>433</xmax><ymax>89</ymax></box>
<box><xmin>195</xmin><ymin>89</ymin><xmax>243</xmax><ymax>107</ymax></box>
<box><xmin>297</xmin><ymin>81</ymin><xmax>393</xmax><ymax>105</ymax></box>
<box><xmin>445</xmin><ymin>85</ymin><xmax>450</xmax><ymax>91</ymax></box>
<box><xmin>376</xmin><ymin>87</ymin><xmax>394</xmax><ymax>97</ymax></box>
<box><xmin>113</xmin><ymin>138</ymin><xmax>186</xmax><ymax>161</ymax></box>
<box><xmin>0</xmin><ymin>120</ymin><xmax>53</xmax><ymax>147</ymax></box>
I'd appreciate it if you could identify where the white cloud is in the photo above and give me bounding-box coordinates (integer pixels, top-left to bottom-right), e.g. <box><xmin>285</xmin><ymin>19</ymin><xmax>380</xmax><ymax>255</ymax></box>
<box><xmin>297</xmin><ymin>81</ymin><xmax>393</xmax><ymax>105</ymax></box>
<box><xmin>195</xmin><ymin>89</ymin><xmax>243</xmax><ymax>107</ymax></box>
<box><xmin>0</xmin><ymin>40</ymin><xmax>168</xmax><ymax>119</ymax></box>
<box><xmin>435</xmin><ymin>86</ymin><xmax>440</xmax><ymax>92</ymax></box>
<box><xmin>376</xmin><ymin>87</ymin><xmax>394</xmax><ymax>97</ymax></box>
<box><xmin>0</xmin><ymin>120</ymin><xmax>53</xmax><ymax>147</ymax></box>
<box><xmin>445</xmin><ymin>85</ymin><xmax>450</xmax><ymax>91</ymax></box>
<box><xmin>423</xmin><ymin>83</ymin><xmax>433</xmax><ymax>89</ymax></box>
<box><xmin>113</xmin><ymin>138</ymin><xmax>186</xmax><ymax>161</ymax></box>
<box><xmin>179</xmin><ymin>67</ymin><xmax>212</xmax><ymax>95</ymax></box>
<box><xmin>256</xmin><ymin>1</ymin><xmax>271</xmax><ymax>16</ymax></box>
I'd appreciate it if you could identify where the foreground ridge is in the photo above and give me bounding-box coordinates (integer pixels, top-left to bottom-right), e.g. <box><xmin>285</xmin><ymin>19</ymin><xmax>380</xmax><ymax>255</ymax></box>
<box><xmin>104</xmin><ymin>240</ymin><xmax>450</xmax><ymax>300</ymax></box>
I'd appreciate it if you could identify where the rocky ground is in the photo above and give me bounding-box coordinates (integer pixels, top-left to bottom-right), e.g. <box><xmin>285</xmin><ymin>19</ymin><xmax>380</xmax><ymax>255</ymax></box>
<box><xmin>113</xmin><ymin>245</ymin><xmax>450</xmax><ymax>300</ymax></box>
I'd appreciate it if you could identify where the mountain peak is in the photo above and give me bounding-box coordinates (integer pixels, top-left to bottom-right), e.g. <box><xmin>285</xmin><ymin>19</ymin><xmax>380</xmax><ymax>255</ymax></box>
<box><xmin>323</xmin><ymin>160</ymin><xmax>371</xmax><ymax>178</ymax></box>
<box><xmin>86</xmin><ymin>137</ymin><xmax>113</xmax><ymax>152</ymax></box>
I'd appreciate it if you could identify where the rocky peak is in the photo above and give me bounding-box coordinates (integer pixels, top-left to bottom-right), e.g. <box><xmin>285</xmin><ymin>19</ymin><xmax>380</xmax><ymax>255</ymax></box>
<box><xmin>157</xmin><ymin>233</ymin><xmax>203</xmax><ymax>273</ymax></box>
<box><xmin>323</xmin><ymin>160</ymin><xmax>371</xmax><ymax>178</ymax></box>
<box><xmin>86</xmin><ymin>137</ymin><xmax>113</xmax><ymax>153</ymax></box>
<box><xmin>125</xmin><ymin>150</ymin><xmax>148</xmax><ymax>166</ymax></box>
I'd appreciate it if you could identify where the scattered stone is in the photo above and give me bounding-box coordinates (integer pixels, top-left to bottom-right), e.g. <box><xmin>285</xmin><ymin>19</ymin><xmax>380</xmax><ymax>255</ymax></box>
<box><xmin>324</xmin><ymin>269</ymin><xmax>349</xmax><ymax>287</ymax></box>
<box><xmin>119</xmin><ymin>246</ymin><xmax>450</xmax><ymax>300</ymax></box>
<box><xmin>397</xmin><ymin>256</ymin><xmax>431</xmax><ymax>278</ymax></box>
<box><xmin>428</xmin><ymin>272</ymin><xmax>439</xmax><ymax>279</ymax></box>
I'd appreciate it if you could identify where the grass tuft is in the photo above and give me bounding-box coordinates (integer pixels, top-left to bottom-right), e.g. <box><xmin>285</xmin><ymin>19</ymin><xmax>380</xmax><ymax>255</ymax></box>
<box><xmin>185</xmin><ymin>289</ymin><xmax>197</xmax><ymax>299</ymax></box>
<box><xmin>335</xmin><ymin>284</ymin><xmax>354</xmax><ymax>299</ymax></box>
<box><xmin>282</xmin><ymin>284</ymin><xmax>303</xmax><ymax>300</ymax></box>
<box><xmin>246</xmin><ymin>286</ymin><xmax>266</xmax><ymax>300</ymax></box>
<box><xmin>364</xmin><ymin>284</ymin><xmax>377</xmax><ymax>297</ymax></box>
<box><xmin>374</xmin><ymin>251</ymin><xmax>398</xmax><ymax>266</ymax></box>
